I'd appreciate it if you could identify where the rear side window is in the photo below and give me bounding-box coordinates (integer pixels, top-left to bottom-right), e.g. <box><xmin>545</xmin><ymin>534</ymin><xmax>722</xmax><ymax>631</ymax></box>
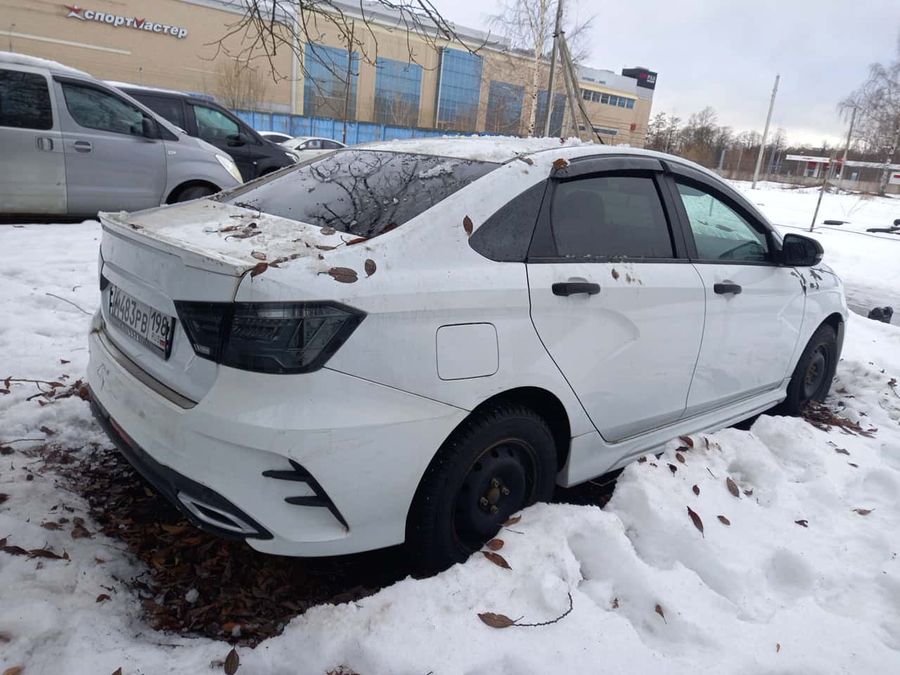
<box><xmin>221</xmin><ymin>150</ymin><xmax>498</xmax><ymax>238</ymax></box>
<box><xmin>0</xmin><ymin>69</ymin><xmax>52</xmax><ymax>130</ymax></box>
<box><xmin>469</xmin><ymin>181</ymin><xmax>546</xmax><ymax>262</ymax></box>
<box><xmin>549</xmin><ymin>175</ymin><xmax>674</xmax><ymax>259</ymax></box>
<box><xmin>61</xmin><ymin>82</ymin><xmax>146</xmax><ymax>135</ymax></box>
<box><xmin>133</xmin><ymin>94</ymin><xmax>185</xmax><ymax>129</ymax></box>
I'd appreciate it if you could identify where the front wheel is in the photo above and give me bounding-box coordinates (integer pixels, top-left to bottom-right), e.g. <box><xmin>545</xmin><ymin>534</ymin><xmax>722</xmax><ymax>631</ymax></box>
<box><xmin>173</xmin><ymin>185</ymin><xmax>218</xmax><ymax>202</ymax></box>
<box><xmin>406</xmin><ymin>403</ymin><xmax>557</xmax><ymax>572</ymax></box>
<box><xmin>782</xmin><ymin>323</ymin><xmax>838</xmax><ymax>415</ymax></box>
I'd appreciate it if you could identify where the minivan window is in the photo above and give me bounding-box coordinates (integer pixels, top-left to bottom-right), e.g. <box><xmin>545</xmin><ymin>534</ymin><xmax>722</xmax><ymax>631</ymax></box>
<box><xmin>221</xmin><ymin>150</ymin><xmax>498</xmax><ymax>238</ymax></box>
<box><xmin>193</xmin><ymin>104</ymin><xmax>240</xmax><ymax>141</ymax></box>
<box><xmin>135</xmin><ymin>94</ymin><xmax>186</xmax><ymax>129</ymax></box>
<box><xmin>550</xmin><ymin>175</ymin><xmax>674</xmax><ymax>259</ymax></box>
<box><xmin>61</xmin><ymin>82</ymin><xmax>146</xmax><ymax>136</ymax></box>
<box><xmin>0</xmin><ymin>69</ymin><xmax>52</xmax><ymax>130</ymax></box>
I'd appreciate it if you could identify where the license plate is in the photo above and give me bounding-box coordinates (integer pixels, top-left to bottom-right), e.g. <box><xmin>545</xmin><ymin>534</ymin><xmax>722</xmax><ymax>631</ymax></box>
<box><xmin>107</xmin><ymin>284</ymin><xmax>175</xmax><ymax>359</ymax></box>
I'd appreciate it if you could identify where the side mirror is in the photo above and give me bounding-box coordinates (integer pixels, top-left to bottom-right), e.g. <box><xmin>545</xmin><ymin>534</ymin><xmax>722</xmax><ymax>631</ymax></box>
<box><xmin>227</xmin><ymin>133</ymin><xmax>247</xmax><ymax>147</ymax></box>
<box><xmin>141</xmin><ymin>116</ymin><xmax>158</xmax><ymax>139</ymax></box>
<box><xmin>780</xmin><ymin>233</ymin><xmax>823</xmax><ymax>267</ymax></box>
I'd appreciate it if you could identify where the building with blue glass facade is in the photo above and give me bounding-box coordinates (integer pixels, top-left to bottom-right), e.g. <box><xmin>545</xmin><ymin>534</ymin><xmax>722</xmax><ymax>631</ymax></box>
<box><xmin>2</xmin><ymin>0</ymin><xmax>656</xmax><ymax>145</ymax></box>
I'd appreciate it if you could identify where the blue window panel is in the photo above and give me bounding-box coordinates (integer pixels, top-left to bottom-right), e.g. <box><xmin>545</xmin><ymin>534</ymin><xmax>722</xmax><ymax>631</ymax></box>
<box><xmin>436</xmin><ymin>48</ymin><xmax>483</xmax><ymax>131</ymax></box>
<box><xmin>535</xmin><ymin>90</ymin><xmax>566</xmax><ymax>136</ymax></box>
<box><xmin>617</xmin><ymin>97</ymin><xmax>627</xmax><ymax>107</ymax></box>
<box><xmin>485</xmin><ymin>81</ymin><xmax>524</xmax><ymax>135</ymax></box>
<box><xmin>374</xmin><ymin>58</ymin><xmax>422</xmax><ymax>127</ymax></box>
<box><xmin>304</xmin><ymin>42</ymin><xmax>358</xmax><ymax>120</ymax></box>
<box><xmin>625</xmin><ymin>99</ymin><xmax>635</xmax><ymax>109</ymax></box>
<box><xmin>234</xmin><ymin>110</ymin><xmax>253</xmax><ymax>125</ymax></box>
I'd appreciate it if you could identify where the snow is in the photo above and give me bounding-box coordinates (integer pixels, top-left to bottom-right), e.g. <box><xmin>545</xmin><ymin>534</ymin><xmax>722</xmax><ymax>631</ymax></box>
<box><xmin>2</xmin><ymin>185</ymin><xmax>900</xmax><ymax>673</ymax></box>
<box><xmin>0</xmin><ymin>51</ymin><xmax>90</xmax><ymax>77</ymax></box>
<box><xmin>360</xmin><ymin>135</ymin><xmax>593</xmax><ymax>162</ymax></box>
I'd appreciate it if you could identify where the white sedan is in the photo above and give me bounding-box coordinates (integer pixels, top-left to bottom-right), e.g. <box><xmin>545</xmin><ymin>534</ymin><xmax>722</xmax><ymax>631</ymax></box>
<box><xmin>87</xmin><ymin>138</ymin><xmax>847</xmax><ymax>570</ymax></box>
<box><xmin>280</xmin><ymin>135</ymin><xmax>346</xmax><ymax>160</ymax></box>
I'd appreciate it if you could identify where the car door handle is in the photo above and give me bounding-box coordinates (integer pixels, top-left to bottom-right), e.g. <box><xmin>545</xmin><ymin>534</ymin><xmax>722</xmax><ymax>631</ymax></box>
<box><xmin>714</xmin><ymin>282</ymin><xmax>742</xmax><ymax>295</ymax></box>
<box><xmin>36</xmin><ymin>137</ymin><xmax>54</xmax><ymax>151</ymax></box>
<box><xmin>73</xmin><ymin>140</ymin><xmax>93</xmax><ymax>153</ymax></box>
<box><xmin>552</xmin><ymin>281</ymin><xmax>601</xmax><ymax>296</ymax></box>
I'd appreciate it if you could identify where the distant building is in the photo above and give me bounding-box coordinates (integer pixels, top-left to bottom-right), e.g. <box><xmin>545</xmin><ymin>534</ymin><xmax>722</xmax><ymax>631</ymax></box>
<box><xmin>0</xmin><ymin>0</ymin><xmax>656</xmax><ymax>144</ymax></box>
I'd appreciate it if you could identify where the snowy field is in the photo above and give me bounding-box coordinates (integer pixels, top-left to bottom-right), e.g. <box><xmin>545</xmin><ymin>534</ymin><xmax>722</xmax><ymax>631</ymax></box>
<box><xmin>1</xmin><ymin>183</ymin><xmax>900</xmax><ymax>674</ymax></box>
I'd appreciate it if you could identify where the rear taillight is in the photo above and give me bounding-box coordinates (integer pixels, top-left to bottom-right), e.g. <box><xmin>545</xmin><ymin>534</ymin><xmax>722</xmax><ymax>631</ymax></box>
<box><xmin>174</xmin><ymin>301</ymin><xmax>364</xmax><ymax>374</ymax></box>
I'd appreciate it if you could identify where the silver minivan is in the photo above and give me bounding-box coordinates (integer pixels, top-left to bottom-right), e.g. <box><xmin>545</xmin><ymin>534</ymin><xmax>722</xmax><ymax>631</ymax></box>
<box><xmin>0</xmin><ymin>52</ymin><xmax>242</xmax><ymax>218</ymax></box>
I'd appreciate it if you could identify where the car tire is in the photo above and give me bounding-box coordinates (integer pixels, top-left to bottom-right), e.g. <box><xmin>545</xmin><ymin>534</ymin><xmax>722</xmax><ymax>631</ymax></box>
<box><xmin>782</xmin><ymin>323</ymin><xmax>838</xmax><ymax>415</ymax></box>
<box><xmin>174</xmin><ymin>185</ymin><xmax>218</xmax><ymax>202</ymax></box>
<box><xmin>406</xmin><ymin>403</ymin><xmax>557</xmax><ymax>572</ymax></box>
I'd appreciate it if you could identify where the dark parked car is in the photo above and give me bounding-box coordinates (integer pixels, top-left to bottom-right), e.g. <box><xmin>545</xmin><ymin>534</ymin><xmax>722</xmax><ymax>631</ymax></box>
<box><xmin>111</xmin><ymin>82</ymin><xmax>296</xmax><ymax>181</ymax></box>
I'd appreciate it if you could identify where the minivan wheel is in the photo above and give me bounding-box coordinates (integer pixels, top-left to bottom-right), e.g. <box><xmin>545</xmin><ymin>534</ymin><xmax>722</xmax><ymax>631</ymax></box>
<box><xmin>782</xmin><ymin>323</ymin><xmax>838</xmax><ymax>415</ymax></box>
<box><xmin>173</xmin><ymin>185</ymin><xmax>218</xmax><ymax>202</ymax></box>
<box><xmin>406</xmin><ymin>403</ymin><xmax>557</xmax><ymax>572</ymax></box>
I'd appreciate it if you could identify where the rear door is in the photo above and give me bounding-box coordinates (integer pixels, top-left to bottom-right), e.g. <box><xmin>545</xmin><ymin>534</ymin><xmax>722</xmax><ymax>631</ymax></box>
<box><xmin>0</xmin><ymin>66</ymin><xmax>66</xmax><ymax>214</ymax></box>
<box><xmin>56</xmin><ymin>79</ymin><xmax>167</xmax><ymax>214</ymax></box>
<box><xmin>664</xmin><ymin>168</ymin><xmax>805</xmax><ymax>414</ymax></box>
<box><xmin>526</xmin><ymin>158</ymin><xmax>706</xmax><ymax>443</ymax></box>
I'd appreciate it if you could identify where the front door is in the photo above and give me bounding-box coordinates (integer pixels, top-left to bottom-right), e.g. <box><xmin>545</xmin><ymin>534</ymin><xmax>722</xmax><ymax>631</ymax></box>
<box><xmin>57</xmin><ymin>80</ymin><xmax>166</xmax><ymax>215</ymax></box>
<box><xmin>527</xmin><ymin>170</ymin><xmax>706</xmax><ymax>443</ymax></box>
<box><xmin>669</xmin><ymin>178</ymin><xmax>805</xmax><ymax>415</ymax></box>
<box><xmin>190</xmin><ymin>103</ymin><xmax>256</xmax><ymax>180</ymax></box>
<box><xmin>0</xmin><ymin>67</ymin><xmax>66</xmax><ymax>215</ymax></box>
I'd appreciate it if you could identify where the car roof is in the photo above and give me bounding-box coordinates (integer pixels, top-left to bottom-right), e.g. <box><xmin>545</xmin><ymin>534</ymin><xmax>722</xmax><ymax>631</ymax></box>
<box><xmin>358</xmin><ymin>136</ymin><xmax>721</xmax><ymax>176</ymax></box>
<box><xmin>0</xmin><ymin>51</ymin><xmax>91</xmax><ymax>78</ymax></box>
<box><xmin>106</xmin><ymin>80</ymin><xmax>217</xmax><ymax>103</ymax></box>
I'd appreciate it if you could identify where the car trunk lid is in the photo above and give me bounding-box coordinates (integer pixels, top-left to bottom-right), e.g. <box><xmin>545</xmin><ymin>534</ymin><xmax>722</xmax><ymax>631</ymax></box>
<box><xmin>97</xmin><ymin>200</ymin><xmax>339</xmax><ymax>401</ymax></box>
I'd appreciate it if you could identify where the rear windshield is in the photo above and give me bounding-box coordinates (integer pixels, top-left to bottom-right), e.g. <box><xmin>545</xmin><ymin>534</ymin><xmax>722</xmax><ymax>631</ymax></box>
<box><xmin>220</xmin><ymin>150</ymin><xmax>498</xmax><ymax>238</ymax></box>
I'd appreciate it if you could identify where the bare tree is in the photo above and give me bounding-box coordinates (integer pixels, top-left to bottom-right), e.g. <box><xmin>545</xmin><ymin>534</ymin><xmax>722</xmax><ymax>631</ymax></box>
<box><xmin>490</xmin><ymin>0</ymin><xmax>594</xmax><ymax>136</ymax></box>
<box><xmin>215</xmin><ymin>1</ymin><xmax>481</xmax><ymax>84</ymax></box>
<box><xmin>841</xmin><ymin>36</ymin><xmax>900</xmax><ymax>194</ymax></box>
<box><xmin>215</xmin><ymin>58</ymin><xmax>269</xmax><ymax>110</ymax></box>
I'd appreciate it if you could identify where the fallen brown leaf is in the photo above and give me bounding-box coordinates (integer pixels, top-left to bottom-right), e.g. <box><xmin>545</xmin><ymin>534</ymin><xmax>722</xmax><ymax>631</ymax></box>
<box><xmin>679</xmin><ymin>435</ymin><xmax>694</xmax><ymax>448</ymax></box>
<box><xmin>717</xmin><ymin>515</ymin><xmax>731</xmax><ymax>526</ymax></box>
<box><xmin>96</xmin><ymin>593</ymin><xmax>111</xmax><ymax>603</ymax></box>
<box><xmin>478</xmin><ymin>612</ymin><xmax>516</xmax><ymax>628</ymax></box>
<box><xmin>692</xmin><ymin>485</ymin><xmax>700</xmax><ymax>496</ymax></box>
<box><xmin>323</xmin><ymin>267</ymin><xmax>358</xmax><ymax>284</ymax></box>
<box><xmin>249</xmin><ymin>262</ymin><xmax>268</xmax><ymax>278</ymax></box>
<box><xmin>224</xmin><ymin>647</ymin><xmax>240</xmax><ymax>674</ymax></box>
<box><xmin>655</xmin><ymin>603</ymin><xmax>666</xmax><ymax>622</ymax></box>
<box><xmin>503</xmin><ymin>515</ymin><xmax>521</xmax><ymax>526</ymax></box>
<box><xmin>463</xmin><ymin>215</ymin><xmax>474</xmax><ymax>236</ymax></box>
<box><xmin>853</xmin><ymin>508</ymin><xmax>873</xmax><ymax>516</ymax></box>
<box><xmin>675</xmin><ymin>452</ymin><xmax>685</xmax><ymax>464</ymax></box>
<box><xmin>364</xmin><ymin>259</ymin><xmax>376</xmax><ymax>277</ymax></box>
<box><xmin>482</xmin><ymin>551</ymin><xmax>511</xmax><ymax>570</ymax></box>
<box><xmin>485</xmin><ymin>538</ymin><xmax>504</xmax><ymax>551</ymax></box>
<box><xmin>686</xmin><ymin>506</ymin><xmax>704</xmax><ymax>537</ymax></box>
<box><xmin>726</xmin><ymin>477</ymin><xmax>740</xmax><ymax>498</ymax></box>
<box><xmin>795</xmin><ymin>519</ymin><xmax>808</xmax><ymax>528</ymax></box>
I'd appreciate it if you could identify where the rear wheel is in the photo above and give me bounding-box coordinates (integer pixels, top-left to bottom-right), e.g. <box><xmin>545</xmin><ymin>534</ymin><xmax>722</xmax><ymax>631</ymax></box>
<box><xmin>782</xmin><ymin>323</ymin><xmax>838</xmax><ymax>415</ymax></box>
<box><xmin>406</xmin><ymin>403</ymin><xmax>557</xmax><ymax>571</ymax></box>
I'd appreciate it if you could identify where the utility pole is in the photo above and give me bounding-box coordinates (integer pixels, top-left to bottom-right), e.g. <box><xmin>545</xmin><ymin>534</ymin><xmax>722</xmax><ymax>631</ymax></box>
<box><xmin>837</xmin><ymin>106</ymin><xmax>857</xmax><ymax>187</ymax></box>
<box><xmin>542</xmin><ymin>0</ymin><xmax>565</xmax><ymax>137</ymax></box>
<box><xmin>752</xmin><ymin>74</ymin><xmax>780</xmax><ymax>189</ymax></box>
<box><xmin>810</xmin><ymin>152</ymin><xmax>836</xmax><ymax>232</ymax></box>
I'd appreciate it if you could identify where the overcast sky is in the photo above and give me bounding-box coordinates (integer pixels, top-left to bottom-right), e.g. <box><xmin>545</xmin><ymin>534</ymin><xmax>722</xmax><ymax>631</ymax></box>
<box><xmin>432</xmin><ymin>0</ymin><xmax>900</xmax><ymax>146</ymax></box>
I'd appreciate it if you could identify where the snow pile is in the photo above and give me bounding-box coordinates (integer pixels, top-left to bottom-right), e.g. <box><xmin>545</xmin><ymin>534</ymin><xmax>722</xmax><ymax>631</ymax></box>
<box><xmin>2</xmin><ymin>188</ymin><xmax>900</xmax><ymax>672</ymax></box>
<box><xmin>361</xmin><ymin>135</ymin><xmax>592</xmax><ymax>163</ymax></box>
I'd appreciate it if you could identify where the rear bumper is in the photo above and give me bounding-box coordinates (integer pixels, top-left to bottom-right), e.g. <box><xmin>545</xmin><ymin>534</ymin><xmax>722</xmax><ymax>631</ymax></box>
<box><xmin>87</xmin><ymin>318</ymin><xmax>468</xmax><ymax>556</ymax></box>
